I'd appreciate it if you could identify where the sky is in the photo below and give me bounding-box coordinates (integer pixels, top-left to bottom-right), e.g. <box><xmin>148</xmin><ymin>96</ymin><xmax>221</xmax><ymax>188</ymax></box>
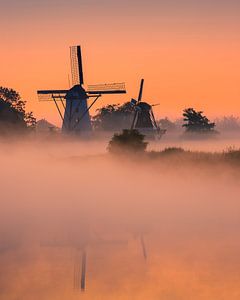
<box><xmin>0</xmin><ymin>0</ymin><xmax>240</xmax><ymax>125</ymax></box>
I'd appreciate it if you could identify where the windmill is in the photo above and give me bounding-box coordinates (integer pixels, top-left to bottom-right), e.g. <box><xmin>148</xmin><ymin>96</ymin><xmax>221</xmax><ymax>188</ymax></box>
<box><xmin>130</xmin><ymin>79</ymin><xmax>166</xmax><ymax>139</ymax></box>
<box><xmin>37</xmin><ymin>46</ymin><xmax>126</xmax><ymax>135</ymax></box>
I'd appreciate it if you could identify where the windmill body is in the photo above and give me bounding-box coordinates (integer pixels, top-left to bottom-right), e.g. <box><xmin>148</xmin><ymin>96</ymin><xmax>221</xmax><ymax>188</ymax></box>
<box><xmin>63</xmin><ymin>85</ymin><xmax>91</xmax><ymax>132</ymax></box>
<box><xmin>62</xmin><ymin>46</ymin><xmax>91</xmax><ymax>133</ymax></box>
<box><xmin>134</xmin><ymin>102</ymin><xmax>154</xmax><ymax>129</ymax></box>
<box><xmin>37</xmin><ymin>45</ymin><xmax>126</xmax><ymax>136</ymax></box>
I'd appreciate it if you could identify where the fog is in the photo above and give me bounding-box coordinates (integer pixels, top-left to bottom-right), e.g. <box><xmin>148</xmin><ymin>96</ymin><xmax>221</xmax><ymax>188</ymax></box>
<box><xmin>1</xmin><ymin>134</ymin><xmax>240</xmax><ymax>299</ymax></box>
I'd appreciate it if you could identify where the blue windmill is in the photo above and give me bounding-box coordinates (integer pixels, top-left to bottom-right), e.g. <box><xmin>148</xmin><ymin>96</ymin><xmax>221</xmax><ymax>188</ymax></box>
<box><xmin>37</xmin><ymin>45</ymin><xmax>126</xmax><ymax>135</ymax></box>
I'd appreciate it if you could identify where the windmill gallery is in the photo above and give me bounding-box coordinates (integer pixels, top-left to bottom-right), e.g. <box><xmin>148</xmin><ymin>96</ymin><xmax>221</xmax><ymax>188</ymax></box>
<box><xmin>37</xmin><ymin>45</ymin><xmax>165</xmax><ymax>139</ymax></box>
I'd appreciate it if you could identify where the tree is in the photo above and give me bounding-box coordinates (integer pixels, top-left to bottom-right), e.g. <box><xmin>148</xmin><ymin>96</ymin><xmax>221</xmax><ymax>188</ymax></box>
<box><xmin>108</xmin><ymin>129</ymin><xmax>148</xmax><ymax>154</ymax></box>
<box><xmin>92</xmin><ymin>102</ymin><xmax>134</xmax><ymax>131</ymax></box>
<box><xmin>0</xmin><ymin>100</ymin><xmax>26</xmax><ymax>133</ymax></box>
<box><xmin>24</xmin><ymin>111</ymin><xmax>37</xmax><ymax>129</ymax></box>
<box><xmin>182</xmin><ymin>108</ymin><xmax>216</xmax><ymax>133</ymax></box>
<box><xmin>0</xmin><ymin>87</ymin><xmax>36</xmax><ymax>130</ymax></box>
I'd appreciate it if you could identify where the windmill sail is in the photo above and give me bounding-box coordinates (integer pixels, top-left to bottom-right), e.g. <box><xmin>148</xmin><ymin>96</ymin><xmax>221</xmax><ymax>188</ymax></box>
<box><xmin>37</xmin><ymin>90</ymin><xmax>68</xmax><ymax>101</ymax></box>
<box><xmin>70</xmin><ymin>46</ymin><xmax>84</xmax><ymax>86</ymax></box>
<box><xmin>131</xmin><ymin>79</ymin><xmax>144</xmax><ymax>129</ymax></box>
<box><xmin>137</xmin><ymin>79</ymin><xmax>144</xmax><ymax>103</ymax></box>
<box><xmin>87</xmin><ymin>83</ymin><xmax>126</xmax><ymax>94</ymax></box>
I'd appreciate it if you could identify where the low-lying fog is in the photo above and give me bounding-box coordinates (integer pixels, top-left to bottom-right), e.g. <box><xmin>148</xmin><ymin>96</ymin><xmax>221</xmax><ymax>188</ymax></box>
<box><xmin>1</xmin><ymin>133</ymin><xmax>240</xmax><ymax>300</ymax></box>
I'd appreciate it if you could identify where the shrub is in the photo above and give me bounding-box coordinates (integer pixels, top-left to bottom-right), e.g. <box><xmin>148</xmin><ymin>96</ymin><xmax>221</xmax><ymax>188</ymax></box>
<box><xmin>224</xmin><ymin>147</ymin><xmax>240</xmax><ymax>161</ymax></box>
<box><xmin>108</xmin><ymin>129</ymin><xmax>148</xmax><ymax>154</ymax></box>
<box><xmin>160</xmin><ymin>147</ymin><xmax>185</xmax><ymax>155</ymax></box>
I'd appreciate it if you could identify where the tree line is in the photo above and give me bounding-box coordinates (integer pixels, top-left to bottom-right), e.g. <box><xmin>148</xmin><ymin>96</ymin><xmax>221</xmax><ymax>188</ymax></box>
<box><xmin>93</xmin><ymin>103</ymin><xmax>240</xmax><ymax>133</ymax></box>
<box><xmin>1</xmin><ymin>86</ymin><xmax>239</xmax><ymax>135</ymax></box>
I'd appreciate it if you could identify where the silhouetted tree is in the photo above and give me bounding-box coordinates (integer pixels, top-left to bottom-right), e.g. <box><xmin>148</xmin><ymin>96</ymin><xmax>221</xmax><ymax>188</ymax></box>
<box><xmin>0</xmin><ymin>99</ymin><xmax>26</xmax><ymax>133</ymax></box>
<box><xmin>182</xmin><ymin>108</ymin><xmax>216</xmax><ymax>133</ymax></box>
<box><xmin>93</xmin><ymin>102</ymin><xmax>134</xmax><ymax>131</ymax></box>
<box><xmin>108</xmin><ymin>129</ymin><xmax>148</xmax><ymax>154</ymax></box>
<box><xmin>0</xmin><ymin>87</ymin><xmax>36</xmax><ymax>130</ymax></box>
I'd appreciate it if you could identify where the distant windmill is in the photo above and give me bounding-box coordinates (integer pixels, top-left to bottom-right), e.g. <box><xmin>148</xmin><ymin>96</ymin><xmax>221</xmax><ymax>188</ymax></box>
<box><xmin>37</xmin><ymin>46</ymin><xmax>126</xmax><ymax>135</ymax></box>
<box><xmin>130</xmin><ymin>79</ymin><xmax>166</xmax><ymax>139</ymax></box>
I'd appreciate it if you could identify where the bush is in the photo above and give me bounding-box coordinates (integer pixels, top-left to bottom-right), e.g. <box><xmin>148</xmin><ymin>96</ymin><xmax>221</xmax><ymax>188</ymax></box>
<box><xmin>224</xmin><ymin>147</ymin><xmax>240</xmax><ymax>161</ymax></box>
<box><xmin>160</xmin><ymin>147</ymin><xmax>185</xmax><ymax>155</ymax></box>
<box><xmin>108</xmin><ymin>129</ymin><xmax>148</xmax><ymax>154</ymax></box>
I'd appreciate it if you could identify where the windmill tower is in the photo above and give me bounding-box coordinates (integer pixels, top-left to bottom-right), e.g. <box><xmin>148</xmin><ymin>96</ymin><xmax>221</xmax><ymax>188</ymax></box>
<box><xmin>37</xmin><ymin>45</ymin><xmax>126</xmax><ymax>135</ymax></box>
<box><xmin>130</xmin><ymin>79</ymin><xmax>166</xmax><ymax>139</ymax></box>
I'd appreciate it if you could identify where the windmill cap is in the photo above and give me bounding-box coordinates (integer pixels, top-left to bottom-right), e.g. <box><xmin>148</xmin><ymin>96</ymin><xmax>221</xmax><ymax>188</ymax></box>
<box><xmin>137</xmin><ymin>102</ymin><xmax>152</xmax><ymax>110</ymax></box>
<box><xmin>130</xmin><ymin>98</ymin><xmax>137</xmax><ymax>106</ymax></box>
<box><xmin>66</xmin><ymin>85</ymin><xmax>88</xmax><ymax>100</ymax></box>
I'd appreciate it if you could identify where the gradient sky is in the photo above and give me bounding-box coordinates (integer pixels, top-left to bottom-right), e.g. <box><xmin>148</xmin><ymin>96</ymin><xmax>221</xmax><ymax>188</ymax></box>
<box><xmin>1</xmin><ymin>0</ymin><xmax>240</xmax><ymax>124</ymax></box>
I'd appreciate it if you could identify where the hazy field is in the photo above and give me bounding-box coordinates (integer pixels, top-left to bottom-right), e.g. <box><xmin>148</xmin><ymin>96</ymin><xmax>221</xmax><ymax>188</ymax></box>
<box><xmin>1</xmin><ymin>134</ymin><xmax>240</xmax><ymax>300</ymax></box>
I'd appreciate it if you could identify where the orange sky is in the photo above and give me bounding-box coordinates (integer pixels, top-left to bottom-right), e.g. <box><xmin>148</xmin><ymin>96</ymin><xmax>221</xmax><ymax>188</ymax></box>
<box><xmin>1</xmin><ymin>0</ymin><xmax>240</xmax><ymax>125</ymax></box>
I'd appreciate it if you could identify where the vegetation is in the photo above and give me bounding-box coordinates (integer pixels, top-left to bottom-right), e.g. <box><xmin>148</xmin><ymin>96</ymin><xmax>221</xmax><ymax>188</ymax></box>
<box><xmin>215</xmin><ymin>116</ymin><xmax>240</xmax><ymax>131</ymax></box>
<box><xmin>223</xmin><ymin>147</ymin><xmax>240</xmax><ymax>160</ymax></box>
<box><xmin>108</xmin><ymin>129</ymin><xmax>148</xmax><ymax>154</ymax></box>
<box><xmin>148</xmin><ymin>147</ymin><xmax>240</xmax><ymax>167</ymax></box>
<box><xmin>107</xmin><ymin>138</ymin><xmax>240</xmax><ymax>169</ymax></box>
<box><xmin>158</xmin><ymin>117</ymin><xmax>176</xmax><ymax>132</ymax></box>
<box><xmin>159</xmin><ymin>147</ymin><xmax>185</xmax><ymax>155</ymax></box>
<box><xmin>156</xmin><ymin>116</ymin><xmax>240</xmax><ymax>134</ymax></box>
<box><xmin>0</xmin><ymin>87</ymin><xmax>36</xmax><ymax>133</ymax></box>
<box><xmin>92</xmin><ymin>102</ymin><xmax>240</xmax><ymax>133</ymax></box>
<box><xmin>93</xmin><ymin>102</ymin><xmax>134</xmax><ymax>131</ymax></box>
<box><xmin>182</xmin><ymin>108</ymin><xmax>216</xmax><ymax>133</ymax></box>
